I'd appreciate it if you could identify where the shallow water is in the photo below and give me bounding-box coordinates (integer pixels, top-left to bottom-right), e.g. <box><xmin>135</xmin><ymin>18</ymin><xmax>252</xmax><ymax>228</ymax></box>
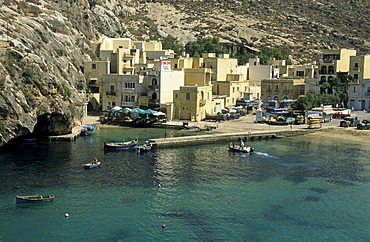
<box><xmin>0</xmin><ymin>128</ymin><xmax>369</xmax><ymax>241</ymax></box>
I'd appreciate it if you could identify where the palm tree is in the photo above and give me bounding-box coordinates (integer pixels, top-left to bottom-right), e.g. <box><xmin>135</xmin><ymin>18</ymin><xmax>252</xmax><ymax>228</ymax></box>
<box><xmin>320</xmin><ymin>82</ymin><xmax>331</xmax><ymax>94</ymax></box>
<box><xmin>329</xmin><ymin>77</ymin><xmax>340</xmax><ymax>94</ymax></box>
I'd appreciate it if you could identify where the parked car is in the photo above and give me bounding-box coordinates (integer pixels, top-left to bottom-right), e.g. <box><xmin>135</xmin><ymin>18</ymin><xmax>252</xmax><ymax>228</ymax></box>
<box><xmin>357</xmin><ymin>119</ymin><xmax>370</xmax><ymax>130</ymax></box>
<box><xmin>203</xmin><ymin>114</ymin><xmax>226</xmax><ymax>122</ymax></box>
<box><xmin>339</xmin><ymin>117</ymin><xmax>359</xmax><ymax>127</ymax></box>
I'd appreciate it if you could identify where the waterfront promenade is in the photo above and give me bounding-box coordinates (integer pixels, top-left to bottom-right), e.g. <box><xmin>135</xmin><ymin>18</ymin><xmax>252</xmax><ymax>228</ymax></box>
<box><xmin>49</xmin><ymin>111</ymin><xmax>370</xmax><ymax>146</ymax></box>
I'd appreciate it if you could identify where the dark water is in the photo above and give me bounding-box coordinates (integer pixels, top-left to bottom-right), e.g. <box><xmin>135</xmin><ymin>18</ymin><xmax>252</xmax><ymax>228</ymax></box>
<box><xmin>0</xmin><ymin>127</ymin><xmax>369</xmax><ymax>241</ymax></box>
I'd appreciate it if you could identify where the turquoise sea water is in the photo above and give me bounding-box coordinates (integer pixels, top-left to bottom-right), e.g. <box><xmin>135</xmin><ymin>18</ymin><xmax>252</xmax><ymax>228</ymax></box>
<box><xmin>0</xmin><ymin>127</ymin><xmax>369</xmax><ymax>241</ymax></box>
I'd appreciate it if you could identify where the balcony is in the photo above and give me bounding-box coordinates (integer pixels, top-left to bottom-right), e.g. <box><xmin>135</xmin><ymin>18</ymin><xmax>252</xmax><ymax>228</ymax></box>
<box><xmin>366</xmin><ymin>92</ymin><xmax>370</xmax><ymax>96</ymax></box>
<box><xmin>323</xmin><ymin>59</ymin><xmax>335</xmax><ymax>63</ymax></box>
<box><xmin>121</xmin><ymin>101</ymin><xmax>136</xmax><ymax>107</ymax></box>
<box><xmin>148</xmin><ymin>85</ymin><xmax>159</xmax><ymax>91</ymax></box>
<box><xmin>106</xmin><ymin>91</ymin><xmax>116</xmax><ymax>96</ymax></box>
<box><xmin>352</xmin><ymin>67</ymin><xmax>361</xmax><ymax>71</ymax></box>
<box><xmin>123</xmin><ymin>88</ymin><xmax>136</xmax><ymax>93</ymax></box>
<box><xmin>148</xmin><ymin>99</ymin><xmax>160</xmax><ymax>109</ymax></box>
<box><xmin>199</xmin><ymin>99</ymin><xmax>206</xmax><ymax>107</ymax></box>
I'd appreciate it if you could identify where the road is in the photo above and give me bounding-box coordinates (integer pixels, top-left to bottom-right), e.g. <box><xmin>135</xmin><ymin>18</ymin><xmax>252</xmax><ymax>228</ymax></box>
<box><xmin>84</xmin><ymin>111</ymin><xmax>370</xmax><ymax>134</ymax></box>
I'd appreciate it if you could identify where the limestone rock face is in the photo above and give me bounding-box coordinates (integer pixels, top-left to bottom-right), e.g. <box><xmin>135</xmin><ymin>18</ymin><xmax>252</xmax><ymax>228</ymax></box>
<box><xmin>0</xmin><ymin>0</ymin><xmax>131</xmax><ymax>147</ymax></box>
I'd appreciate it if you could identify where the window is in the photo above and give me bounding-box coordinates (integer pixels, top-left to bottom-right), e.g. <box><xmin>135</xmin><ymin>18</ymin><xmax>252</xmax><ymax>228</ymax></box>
<box><xmin>124</xmin><ymin>95</ymin><xmax>135</xmax><ymax>102</ymax></box>
<box><xmin>232</xmin><ymin>87</ymin><xmax>235</xmax><ymax>93</ymax></box>
<box><xmin>353</xmin><ymin>87</ymin><xmax>356</xmax><ymax>93</ymax></box>
<box><xmin>274</xmin><ymin>85</ymin><xmax>279</xmax><ymax>92</ymax></box>
<box><xmin>186</xmin><ymin>93</ymin><xmax>190</xmax><ymax>100</ymax></box>
<box><xmin>354</xmin><ymin>74</ymin><xmax>358</xmax><ymax>79</ymax></box>
<box><xmin>175</xmin><ymin>94</ymin><xmax>178</xmax><ymax>99</ymax></box>
<box><xmin>354</xmin><ymin>63</ymin><xmax>358</xmax><ymax>68</ymax></box>
<box><xmin>112</xmin><ymin>102</ymin><xmax>116</xmax><ymax>106</ymax></box>
<box><xmin>110</xmin><ymin>85</ymin><xmax>115</xmax><ymax>92</ymax></box>
<box><xmin>125</xmin><ymin>83</ymin><xmax>135</xmax><ymax>89</ymax></box>
<box><xmin>92</xmin><ymin>64</ymin><xmax>96</xmax><ymax>69</ymax></box>
<box><xmin>152</xmin><ymin>78</ymin><xmax>158</xmax><ymax>86</ymax></box>
<box><xmin>296</xmin><ymin>71</ymin><xmax>304</xmax><ymax>77</ymax></box>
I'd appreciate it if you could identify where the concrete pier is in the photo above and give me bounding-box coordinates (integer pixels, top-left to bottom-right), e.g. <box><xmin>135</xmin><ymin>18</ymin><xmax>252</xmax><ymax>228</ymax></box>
<box><xmin>48</xmin><ymin>126</ymin><xmax>82</xmax><ymax>142</ymax></box>
<box><xmin>149</xmin><ymin>129</ymin><xmax>316</xmax><ymax>148</ymax></box>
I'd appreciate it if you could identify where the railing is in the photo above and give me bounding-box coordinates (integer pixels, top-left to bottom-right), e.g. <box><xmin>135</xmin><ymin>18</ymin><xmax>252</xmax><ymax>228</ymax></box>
<box><xmin>199</xmin><ymin>99</ymin><xmax>206</xmax><ymax>107</ymax></box>
<box><xmin>106</xmin><ymin>91</ymin><xmax>116</xmax><ymax>96</ymax></box>
<box><xmin>148</xmin><ymin>85</ymin><xmax>159</xmax><ymax>90</ymax></box>
<box><xmin>121</xmin><ymin>102</ymin><xmax>136</xmax><ymax>107</ymax></box>
<box><xmin>366</xmin><ymin>92</ymin><xmax>370</xmax><ymax>96</ymax></box>
<box><xmin>122</xmin><ymin>88</ymin><xmax>135</xmax><ymax>92</ymax></box>
<box><xmin>323</xmin><ymin>59</ymin><xmax>334</xmax><ymax>63</ymax></box>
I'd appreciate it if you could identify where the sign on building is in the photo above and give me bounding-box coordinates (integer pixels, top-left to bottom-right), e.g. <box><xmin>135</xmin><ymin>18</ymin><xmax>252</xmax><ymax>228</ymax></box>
<box><xmin>161</xmin><ymin>61</ymin><xmax>171</xmax><ymax>72</ymax></box>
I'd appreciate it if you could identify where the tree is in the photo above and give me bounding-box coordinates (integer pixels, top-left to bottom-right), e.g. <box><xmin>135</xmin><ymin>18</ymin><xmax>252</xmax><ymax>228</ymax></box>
<box><xmin>185</xmin><ymin>37</ymin><xmax>225</xmax><ymax>57</ymax></box>
<box><xmin>258</xmin><ymin>46</ymin><xmax>290</xmax><ymax>64</ymax></box>
<box><xmin>292</xmin><ymin>93</ymin><xmax>341</xmax><ymax>111</ymax></box>
<box><xmin>161</xmin><ymin>35</ymin><xmax>184</xmax><ymax>57</ymax></box>
<box><xmin>328</xmin><ymin>77</ymin><xmax>340</xmax><ymax>94</ymax></box>
<box><xmin>320</xmin><ymin>81</ymin><xmax>331</xmax><ymax>94</ymax></box>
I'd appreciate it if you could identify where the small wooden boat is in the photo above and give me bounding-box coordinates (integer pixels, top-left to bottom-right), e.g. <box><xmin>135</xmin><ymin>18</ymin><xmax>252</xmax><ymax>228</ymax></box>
<box><xmin>104</xmin><ymin>139</ymin><xmax>138</xmax><ymax>151</ymax></box>
<box><xmin>16</xmin><ymin>194</ymin><xmax>55</xmax><ymax>203</ymax></box>
<box><xmin>228</xmin><ymin>146</ymin><xmax>254</xmax><ymax>153</ymax></box>
<box><xmin>84</xmin><ymin>160</ymin><xmax>101</xmax><ymax>169</ymax></box>
<box><xmin>137</xmin><ymin>142</ymin><xmax>153</xmax><ymax>153</ymax></box>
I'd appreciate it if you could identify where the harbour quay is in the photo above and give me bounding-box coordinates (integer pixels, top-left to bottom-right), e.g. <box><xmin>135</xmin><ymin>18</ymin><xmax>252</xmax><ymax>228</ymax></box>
<box><xmin>149</xmin><ymin>129</ymin><xmax>317</xmax><ymax>148</ymax></box>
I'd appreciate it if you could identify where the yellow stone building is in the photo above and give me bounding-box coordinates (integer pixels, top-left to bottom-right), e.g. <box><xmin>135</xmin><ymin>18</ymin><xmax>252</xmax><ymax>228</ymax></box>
<box><xmin>318</xmin><ymin>48</ymin><xmax>357</xmax><ymax>91</ymax></box>
<box><xmin>261</xmin><ymin>78</ymin><xmax>305</xmax><ymax>103</ymax></box>
<box><xmin>348</xmin><ymin>55</ymin><xmax>370</xmax><ymax>110</ymax></box>
<box><xmin>173</xmin><ymin>85</ymin><xmax>213</xmax><ymax>121</ymax></box>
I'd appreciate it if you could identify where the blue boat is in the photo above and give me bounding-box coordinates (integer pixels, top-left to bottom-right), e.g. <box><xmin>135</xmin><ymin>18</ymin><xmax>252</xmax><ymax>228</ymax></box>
<box><xmin>80</xmin><ymin>124</ymin><xmax>97</xmax><ymax>136</ymax></box>
<box><xmin>104</xmin><ymin>139</ymin><xmax>138</xmax><ymax>151</ymax></box>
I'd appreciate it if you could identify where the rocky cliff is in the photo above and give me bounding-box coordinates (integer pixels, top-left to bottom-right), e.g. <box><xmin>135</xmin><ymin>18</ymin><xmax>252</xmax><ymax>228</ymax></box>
<box><xmin>0</xmin><ymin>0</ymin><xmax>369</xmax><ymax>148</ymax></box>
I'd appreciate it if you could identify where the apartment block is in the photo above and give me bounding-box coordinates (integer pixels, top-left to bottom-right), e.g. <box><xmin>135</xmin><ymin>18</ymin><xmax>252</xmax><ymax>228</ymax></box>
<box><xmin>348</xmin><ymin>55</ymin><xmax>370</xmax><ymax>110</ymax></box>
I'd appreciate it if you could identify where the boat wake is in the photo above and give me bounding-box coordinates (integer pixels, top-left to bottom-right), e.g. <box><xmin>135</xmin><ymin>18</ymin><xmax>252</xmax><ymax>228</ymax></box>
<box><xmin>254</xmin><ymin>151</ymin><xmax>279</xmax><ymax>159</ymax></box>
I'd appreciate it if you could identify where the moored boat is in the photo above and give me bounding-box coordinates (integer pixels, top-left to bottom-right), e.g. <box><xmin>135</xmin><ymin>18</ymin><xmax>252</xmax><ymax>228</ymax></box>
<box><xmin>16</xmin><ymin>194</ymin><xmax>55</xmax><ymax>203</ymax></box>
<box><xmin>80</xmin><ymin>124</ymin><xmax>97</xmax><ymax>136</ymax></box>
<box><xmin>104</xmin><ymin>139</ymin><xmax>138</xmax><ymax>151</ymax></box>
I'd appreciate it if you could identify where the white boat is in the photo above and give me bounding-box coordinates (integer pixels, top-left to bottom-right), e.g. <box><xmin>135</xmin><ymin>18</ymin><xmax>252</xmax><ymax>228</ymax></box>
<box><xmin>84</xmin><ymin>159</ymin><xmax>101</xmax><ymax>169</ymax></box>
